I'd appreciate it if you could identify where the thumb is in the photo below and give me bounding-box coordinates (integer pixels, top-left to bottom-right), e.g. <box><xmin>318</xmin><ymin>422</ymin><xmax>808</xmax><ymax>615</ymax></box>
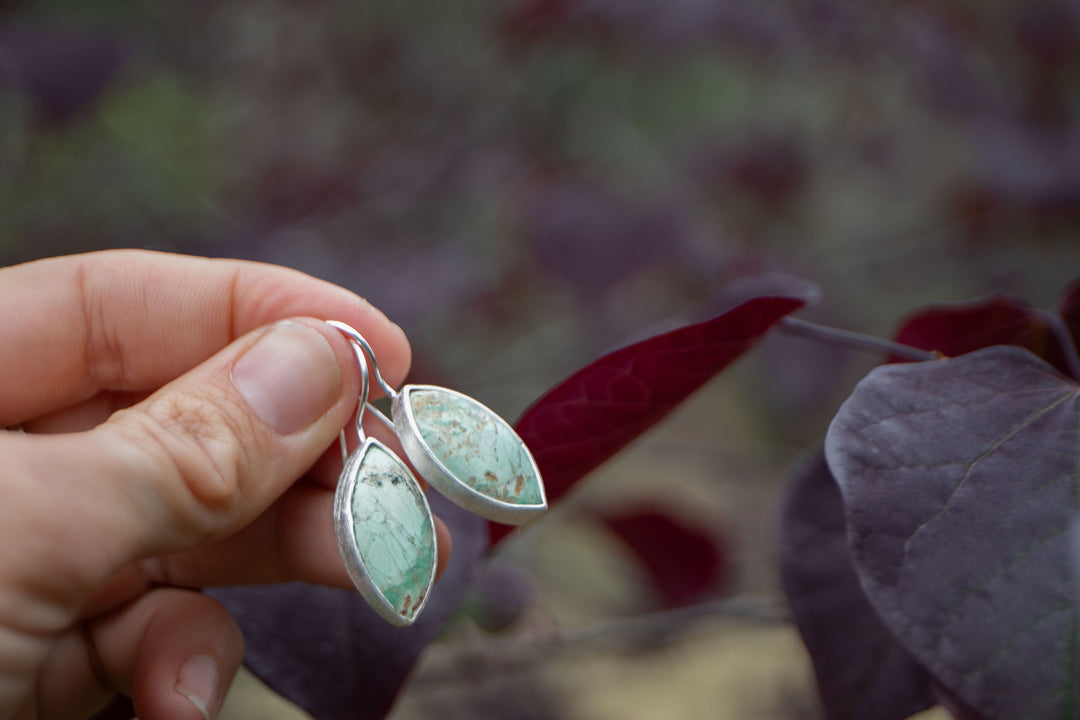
<box><xmin>5</xmin><ymin>318</ymin><xmax>366</xmax><ymax>602</ymax></box>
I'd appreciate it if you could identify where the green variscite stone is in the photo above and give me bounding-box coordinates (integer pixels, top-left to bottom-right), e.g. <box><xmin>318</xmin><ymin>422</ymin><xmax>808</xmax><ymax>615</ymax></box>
<box><xmin>409</xmin><ymin>388</ymin><xmax>543</xmax><ymax>506</ymax></box>
<box><xmin>350</xmin><ymin>444</ymin><xmax>435</xmax><ymax>621</ymax></box>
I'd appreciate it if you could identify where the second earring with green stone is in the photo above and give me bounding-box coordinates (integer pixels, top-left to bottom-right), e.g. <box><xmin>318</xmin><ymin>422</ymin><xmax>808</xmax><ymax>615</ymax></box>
<box><xmin>331</xmin><ymin>331</ymin><xmax>436</xmax><ymax>626</ymax></box>
<box><xmin>329</xmin><ymin>321</ymin><xmax>547</xmax><ymax>527</ymax></box>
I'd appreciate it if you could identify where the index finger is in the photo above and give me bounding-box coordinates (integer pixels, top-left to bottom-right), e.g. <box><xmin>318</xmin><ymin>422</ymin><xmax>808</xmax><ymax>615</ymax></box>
<box><xmin>0</xmin><ymin>250</ymin><xmax>409</xmax><ymax>425</ymax></box>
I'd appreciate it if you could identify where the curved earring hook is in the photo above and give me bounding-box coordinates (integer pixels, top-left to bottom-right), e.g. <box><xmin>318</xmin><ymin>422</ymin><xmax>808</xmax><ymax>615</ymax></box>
<box><xmin>335</xmin><ymin>324</ymin><xmax>371</xmax><ymax>462</ymax></box>
<box><xmin>328</xmin><ymin>321</ymin><xmax>399</xmax><ymax>462</ymax></box>
<box><xmin>326</xmin><ymin>320</ymin><xmax>398</xmax><ymax>399</ymax></box>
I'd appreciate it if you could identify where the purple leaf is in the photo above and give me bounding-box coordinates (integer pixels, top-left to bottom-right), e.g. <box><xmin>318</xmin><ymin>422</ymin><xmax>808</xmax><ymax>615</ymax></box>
<box><xmin>779</xmin><ymin>449</ymin><xmax>934</xmax><ymax>720</ymax></box>
<box><xmin>209</xmin><ymin>492</ymin><xmax>488</xmax><ymax>720</ymax></box>
<box><xmin>496</xmin><ymin>293</ymin><xmax>808</xmax><ymax>543</ymax></box>
<box><xmin>1072</xmin><ymin>519</ymin><xmax>1080</xmax><ymax>601</ymax></box>
<box><xmin>826</xmin><ymin>346</ymin><xmax>1080</xmax><ymax>720</ymax></box>
<box><xmin>598</xmin><ymin>507</ymin><xmax>728</xmax><ymax>607</ymax></box>
<box><xmin>0</xmin><ymin>23</ymin><xmax>133</xmax><ymax>124</ymax></box>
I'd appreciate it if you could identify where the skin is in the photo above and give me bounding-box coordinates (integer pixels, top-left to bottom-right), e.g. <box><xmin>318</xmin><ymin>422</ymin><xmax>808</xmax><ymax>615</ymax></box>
<box><xmin>0</xmin><ymin>250</ymin><xmax>451</xmax><ymax>720</ymax></box>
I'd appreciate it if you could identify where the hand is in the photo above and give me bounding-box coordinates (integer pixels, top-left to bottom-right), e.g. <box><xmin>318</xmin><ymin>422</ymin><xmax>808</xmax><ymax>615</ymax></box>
<box><xmin>0</xmin><ymin>250</ymin><xmax>451</xmax><ymax>720</ymax></box>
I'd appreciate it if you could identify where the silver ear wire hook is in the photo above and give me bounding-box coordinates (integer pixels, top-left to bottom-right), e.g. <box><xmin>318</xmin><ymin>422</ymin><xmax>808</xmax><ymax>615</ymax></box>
<box><xmin>326</xmin><ymin>321</ymin><xmax>399</xmax><ymax>400</ymax></box>
<box><xmin>337</xmin><ymin>327</ymin><xmax>371</xmax><ymax>463</ymax></box>
<box><xmin>329</xmin><ymin>321</ymin><xmax>397</xmax><ymax>462</ymax></box>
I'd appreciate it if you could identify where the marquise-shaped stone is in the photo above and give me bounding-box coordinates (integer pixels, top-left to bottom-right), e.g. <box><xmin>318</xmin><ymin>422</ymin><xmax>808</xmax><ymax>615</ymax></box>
<box><xmin>337</xmin><ymin>440</ymin><xmax>436</xmax><ymax>625</ymax></box>
<box><xmin>397</xmin><ymin>385</ymin><xmax>546</xmax><ymax>524</ymax></box>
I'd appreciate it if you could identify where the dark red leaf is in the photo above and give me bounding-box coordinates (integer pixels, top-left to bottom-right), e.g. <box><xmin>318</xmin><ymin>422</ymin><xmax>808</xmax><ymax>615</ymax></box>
<box><xmin>826</xmin><ymin>346</ymin><xmax>1080</xmax><ymax>720</ymax></box>
<box><xmin>598</xmin><ymin>508</ymin><xmax>728</xmax><ymax>607</ymax></box>
<box><xmin>494</xmin><ymin>294</ymin><xmax>807</xmax><ymax>543</ymax></box>
<box><xmin>779</xmin><ymin>449</ymin><xmax>934</xmax><ymax>720</ymax></box>
<box><xmin>518</xmin><ymin>295</ymin><xmax>806</xmax><ymax>491</ymax></box>
<box><xmin>889</xmin><ymin>295</ymin><xmax>1073</xmax><ymax>376</ymax></box>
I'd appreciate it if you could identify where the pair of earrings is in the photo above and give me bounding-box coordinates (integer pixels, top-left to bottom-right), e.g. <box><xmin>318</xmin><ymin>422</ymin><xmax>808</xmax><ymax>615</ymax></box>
<box><xmin>327</xmin><ymin>321</ymin><xmax>547</xmax><ymax>626</ymax></box>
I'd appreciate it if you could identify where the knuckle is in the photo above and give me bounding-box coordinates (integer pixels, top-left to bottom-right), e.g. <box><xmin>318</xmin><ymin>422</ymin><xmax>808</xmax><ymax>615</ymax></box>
<box><xmin>116</xmin><ymin>390</ymin><xmax>264</xmax><ymax>522</ymax></box>
<box><xmin>77</xmin><ymin>259</ymin><xmax>130</xmax><ymax>389</ymax></box>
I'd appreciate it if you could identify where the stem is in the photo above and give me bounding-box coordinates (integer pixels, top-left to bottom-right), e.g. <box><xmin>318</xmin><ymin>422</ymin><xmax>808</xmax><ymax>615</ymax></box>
<box><xmin>778</xmin><ymin>317</ymin><xmax>937</xmax><ymax>362</ymax></box>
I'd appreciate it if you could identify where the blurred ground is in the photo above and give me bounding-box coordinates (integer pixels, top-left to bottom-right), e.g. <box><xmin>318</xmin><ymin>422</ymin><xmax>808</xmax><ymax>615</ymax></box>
<box><xmin>3</xmin><ymin>0</ymin><xmax>1079</xmax><ymax>717</ymax></box>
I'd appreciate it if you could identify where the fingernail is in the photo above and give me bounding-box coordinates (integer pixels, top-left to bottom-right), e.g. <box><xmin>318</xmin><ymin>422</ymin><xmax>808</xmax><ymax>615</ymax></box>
<box><xmin>176</xmin><ymin>654</ymin><xmax>220</xmax><ymax>720</ymax></box>
<box><xmin>232</xmin><ymin>321</ymin><xmax>342</xmax><ymax>435</ymax></box>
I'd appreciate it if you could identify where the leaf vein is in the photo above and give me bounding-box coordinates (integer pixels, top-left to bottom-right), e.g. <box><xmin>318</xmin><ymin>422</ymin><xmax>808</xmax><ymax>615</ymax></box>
<box><xmin>970</xmin><ymin>602</ymin><xmax>1071</xmax><ymax>679</ymax></box>
<box><xmin>902</xmin><ymin>391</ymin><xmax>1075</xmax><ymax>556</ymax></box>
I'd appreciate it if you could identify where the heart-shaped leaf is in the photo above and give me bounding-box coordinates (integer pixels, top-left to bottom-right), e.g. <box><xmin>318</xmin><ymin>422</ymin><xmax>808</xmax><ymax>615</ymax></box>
<box><xmin>779</xmin><ymin>449</ymin><xmax>934</xmax><ymax>720</ymax></box>
<box><xmin>499</xmin><ymin>294</ymin><xmax>808</xmax><ymax>543</ymax></box>
<box><xmin>826</xmin><ymin>346</ymin><xmax>1080</xmax><ymax>720</ymax></box>
<box><xmin>889</xmin><ymin>296</ymin><xmax>1073</xmax><ymax>377</ymax></box>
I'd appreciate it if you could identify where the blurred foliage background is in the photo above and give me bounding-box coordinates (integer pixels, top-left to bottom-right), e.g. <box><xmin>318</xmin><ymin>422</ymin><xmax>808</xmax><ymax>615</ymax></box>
<box><xmin>2</xmin><ymin>0</ymin><xmax>1079</xmax><ymax>717</ymax></box>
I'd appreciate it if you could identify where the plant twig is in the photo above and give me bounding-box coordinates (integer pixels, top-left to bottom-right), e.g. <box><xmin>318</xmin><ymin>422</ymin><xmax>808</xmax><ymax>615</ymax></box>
<box><xmin>778</xmin><ymin>317</ymin><xmax>937</xmax><ymax>362</ymax></box>
<box><xmin>412</xmin><ymin>595</ymin><xmax>791</xmax><ymax>685</ymax></box>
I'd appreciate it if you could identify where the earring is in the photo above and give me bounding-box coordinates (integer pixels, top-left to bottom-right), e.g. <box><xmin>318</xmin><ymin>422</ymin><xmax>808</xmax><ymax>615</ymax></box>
<box><xmin>327</xmin><ymin>321</ymin><xmax>547</xmax><ymax>526</ymax></box>
<box><xmin>332</xmin><ymin>329</ymin><xmax>437</xmax><ymax>627</ymax></box>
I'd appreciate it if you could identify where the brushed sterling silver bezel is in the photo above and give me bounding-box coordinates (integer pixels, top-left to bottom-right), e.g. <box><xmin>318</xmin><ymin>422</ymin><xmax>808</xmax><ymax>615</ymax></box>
<box><xmin>334</xmin><ymin>437</ymin><xmax>438</xmax><ymax>627</ymax></box>
<box><xmin>391</xmin><ymin>384</ymin><xmax>547</xmax><ymax>526</ymax></box>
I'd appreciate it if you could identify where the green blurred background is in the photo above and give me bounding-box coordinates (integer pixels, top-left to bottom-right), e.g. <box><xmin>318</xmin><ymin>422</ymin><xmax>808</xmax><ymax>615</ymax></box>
<box><xmin>2</xmin><ymin>0</ymin><xmax>1078</xmax><ymax>717</ymax></box>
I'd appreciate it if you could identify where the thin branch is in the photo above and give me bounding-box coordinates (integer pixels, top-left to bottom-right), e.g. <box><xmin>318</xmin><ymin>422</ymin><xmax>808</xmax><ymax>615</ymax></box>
<box><xmin>778</xmin><ymin>317</ymin><xmax>937</xmax><ymax>362</ymax></box>
<box><xmin>411</xmin><ymin>595</ymin><xmax>791</xmax><ymax>685</ymax></box>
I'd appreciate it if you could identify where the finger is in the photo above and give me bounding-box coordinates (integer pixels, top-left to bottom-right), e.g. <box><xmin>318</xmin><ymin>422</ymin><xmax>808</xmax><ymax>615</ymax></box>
<box><xmin>37</xmin><ymin>588</ymin><xmax>243</xmax><ymax>720</ymax></box>
<box><xmin>0</xmin><ymin>318</ymin><xmax>364</xmax><ymax>607</ymax></box>
<box><xmin>144</xmin><ymin>494</ymin><xmax>456</xmax><ymax>588</ymax></box>
<box><xmin>0</xmin><ymin>249</ymin><xmax>409</xmax><ymax>425</ymax></box>
<box><xmin>23</xmin><ymin>390</ymin><xmax>149</xmax><ymax>434</ymax></box>
<box><xmin>80</xmin><ymin>492</ymin><xmax>454</xmax><ymax>616</ymax></box>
